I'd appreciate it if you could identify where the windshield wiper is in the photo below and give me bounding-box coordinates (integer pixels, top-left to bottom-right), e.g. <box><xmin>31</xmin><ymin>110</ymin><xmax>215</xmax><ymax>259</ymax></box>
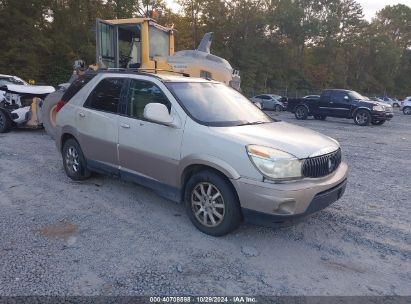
<box><xmin>237</xmin><ymin>121</ymin><xmax>268</xmax><ymax>126</ymax></box>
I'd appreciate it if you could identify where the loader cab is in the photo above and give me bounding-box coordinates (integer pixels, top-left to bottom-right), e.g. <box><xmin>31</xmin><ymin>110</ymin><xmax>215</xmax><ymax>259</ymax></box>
<box><xmin>96</xmin><ymin>18</ymin><xmax>175</xmax><ymax>69</ymax></box>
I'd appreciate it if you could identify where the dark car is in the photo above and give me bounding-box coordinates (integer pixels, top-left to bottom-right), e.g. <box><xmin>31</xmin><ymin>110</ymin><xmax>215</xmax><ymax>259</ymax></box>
<box><xmin>287</xmin><ymin>89</ymin><xmax>394</xmax><ymax>126</ymax></box>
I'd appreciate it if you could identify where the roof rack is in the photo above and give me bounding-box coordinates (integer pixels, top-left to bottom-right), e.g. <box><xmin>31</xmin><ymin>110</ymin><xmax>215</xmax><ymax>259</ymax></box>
<box><xmin>99</xmin><ymin>68</ymin><xmax>190</xmax><ymax>78</ymax></box>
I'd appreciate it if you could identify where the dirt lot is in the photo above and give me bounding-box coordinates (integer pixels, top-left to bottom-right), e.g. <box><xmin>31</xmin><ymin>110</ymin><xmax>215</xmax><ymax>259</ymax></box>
<box><xmin>0</xmin><ymin>109</ymin><xmax>410</xmax><ymax>296</ymax></box>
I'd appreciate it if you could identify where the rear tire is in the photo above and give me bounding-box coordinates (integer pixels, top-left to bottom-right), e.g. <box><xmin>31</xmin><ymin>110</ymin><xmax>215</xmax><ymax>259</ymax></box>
<box><xmin>0</xmin><ymin>110</ymin><xmax>11</xmax><ymax>133</ymax></box>
<box><xmin>295</xmin><ymin>106</ymin><xmax>308</xmax><ymax>120</ymax></box>
<box><xmin>371</xmin><ymin>120</ymin><xmax>385</xmax><ymax>125</ymax></box>
<box><xmin>62</xmin><ymin>138</ymin><xmax>91</xmax><ymax>181</ymax></box>
<box><xmin>354</xmin><ymin>109</ymin><xmax>371</xmax><ymax>126</ymax></box>
<box><xmin>403</xmin><ymin>107</ymin><xmax>411</xmax><ymax>115</ymax></box>
<box><xmin>314</xmin><ymin>114</ymin><xmax>327</xmax><ymax>120</ymax></box>
<box><xmin>184</xmin><ymin>170</ymin><xmax>242</xmax><ymax>236</ymax></box>
<box><xmin>42</xmin><ymin>91</ymin><xmax>64</xmax><ymax>139</ymax></box>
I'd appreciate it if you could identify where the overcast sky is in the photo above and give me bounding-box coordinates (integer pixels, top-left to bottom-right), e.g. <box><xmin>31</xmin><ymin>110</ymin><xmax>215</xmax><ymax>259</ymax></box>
<box><xmin>164</xmin><ymin>0</ymin><xmax>411</xmax><ymax>21</ymax></box>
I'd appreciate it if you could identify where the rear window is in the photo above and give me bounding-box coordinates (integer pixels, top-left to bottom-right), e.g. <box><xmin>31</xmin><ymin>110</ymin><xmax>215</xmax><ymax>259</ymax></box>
<box><xmin>62</xmin><ymin>73</ymin><xmax>97</xmax><ymax>103</ymax></box>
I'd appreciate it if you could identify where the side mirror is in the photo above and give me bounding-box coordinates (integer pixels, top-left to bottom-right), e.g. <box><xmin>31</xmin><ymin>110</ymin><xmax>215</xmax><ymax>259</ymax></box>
<box><xmin>344</xmin><ymin>96</ymin><xmax>349</xmax><ymax>101</ymax></box>
<box><xmin>144</xmin><ymin>103</ymin><xmax>174</xmax><ymax>126</ymax></box>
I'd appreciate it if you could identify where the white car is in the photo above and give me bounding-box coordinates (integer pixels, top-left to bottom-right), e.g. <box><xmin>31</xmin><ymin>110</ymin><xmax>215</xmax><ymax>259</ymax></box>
<box><xmin>401</xmin><ymin>97</ymin><xmax>411</xmax><ymax>115</ymax></box>
<box><xmin>0</xmin><ymin>74</ymin><xmax>28</xmax><ymax>102</ymax></box>
<box><xmin>379</xmin><ymin>97</ymin><xmax>401</xmax><ymax>108</ymax></box>
<box><xmin>250</xmin><ymin>94</ymin><xmax>285</xmax><ymax>111</ymax></box>
<box><xmin>0</xmin><ymin>74</ymin><xmax>55</xmax><ymax>133</ymax></box>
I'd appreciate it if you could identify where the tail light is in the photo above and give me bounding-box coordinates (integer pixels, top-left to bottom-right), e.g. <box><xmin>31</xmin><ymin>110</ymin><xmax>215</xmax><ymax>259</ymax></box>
<box><xmin>55</xmin><ymin>100</ymin><xmax>66</xmax><ymax>113</ymax></box>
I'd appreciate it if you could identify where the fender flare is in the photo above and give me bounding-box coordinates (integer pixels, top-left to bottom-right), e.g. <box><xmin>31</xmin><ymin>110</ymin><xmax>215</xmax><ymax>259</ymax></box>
<box><xmin>351</xmin><ymin>106</ymin><xmax>371</xmax><ymax>118</ymax></box>
<box><xmin>178</xmin><ymin>154</ymin><xmax>241</xmax><ymax>188</ymax></box>
<box><xmin>294</xmin><ymin>103</ymin><xmax>310</xmax><ymax>114</ymax></box>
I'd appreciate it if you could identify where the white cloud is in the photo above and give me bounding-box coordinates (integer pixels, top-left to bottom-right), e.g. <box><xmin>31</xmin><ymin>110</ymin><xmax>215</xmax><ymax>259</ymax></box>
<box><xmin>357</xmin><ymin>0</ymin><xmax>411</xmax><ymax>20</ymax></box>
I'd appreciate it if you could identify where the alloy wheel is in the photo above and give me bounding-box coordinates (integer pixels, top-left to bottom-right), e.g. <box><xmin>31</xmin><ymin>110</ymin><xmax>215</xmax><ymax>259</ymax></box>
<box><xmin>65</xmin><ymin>146</ymin><xmax>80</xmax><ymax>175</ymax></box>
<box><xmin>296</xmin><ymin>107</ymin><xmax>305</xmax><ymax>118</ymax></box>
<box><xmin>191</xmin><ymin>182</ymin><xmax>225</xmax><ymax>227</ymax></box>
<box><xmin>404</xmin><ymin>107</ymin><xmax>411</xmax><ymax>115</ymax></box>
<box><xmin>356</xmin><ymin>112</ymin><xmax>368</xmax><ymax>124</ymax></box>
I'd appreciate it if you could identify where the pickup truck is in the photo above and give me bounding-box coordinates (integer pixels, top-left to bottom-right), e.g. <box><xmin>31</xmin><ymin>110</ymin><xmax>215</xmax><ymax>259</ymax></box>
<box><xmin>287</xmin><ymin>89</ymin><xmax>394</xmax><ymax>126</ymax></box>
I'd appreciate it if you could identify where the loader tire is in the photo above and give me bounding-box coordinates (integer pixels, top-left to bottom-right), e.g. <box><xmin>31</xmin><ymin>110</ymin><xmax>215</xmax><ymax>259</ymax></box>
<box><xmin>42</xmin><ymin>91</ymin><xmax>64</xmax><ymax>139</ymax></box>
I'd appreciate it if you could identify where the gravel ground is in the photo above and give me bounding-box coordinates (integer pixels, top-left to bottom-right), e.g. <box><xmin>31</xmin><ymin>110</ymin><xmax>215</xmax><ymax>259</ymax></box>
<box><xmin>0</xmin><ymin>109</ymin><xmax>410</xmax><ymax>296</ymax></box>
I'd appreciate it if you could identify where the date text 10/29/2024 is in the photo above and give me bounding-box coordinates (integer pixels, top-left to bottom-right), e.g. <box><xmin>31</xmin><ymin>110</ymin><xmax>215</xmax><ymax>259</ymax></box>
<box><xmin>149</xmin><ymin>296</ymin><xmax>257</xmax><ymax>303</ymax></box>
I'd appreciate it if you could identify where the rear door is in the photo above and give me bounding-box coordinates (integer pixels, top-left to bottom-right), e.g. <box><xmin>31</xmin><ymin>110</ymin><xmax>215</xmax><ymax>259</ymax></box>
<box><xmin>96</xmin><ymin>19</ymin><xmax>118</xmax><ymax>68</ymax></box>
<box><xmin>117</xmin><ymin>78</ymin><xmax>185</xmax><ymax>196</ymax></box>
<box><xmin>318</xmin><ymin>91</ymin><xmax>332</xmax><ymax>114</ymax></box>
<box><xmin>76</xmin><ymin>77</ymin><xmax>127</xmax><ymax>172</ymax></box>
<box><xmin>260</xmin><ymin>95</ymin><xmax>272</xmax><ymax>109</ymax></box>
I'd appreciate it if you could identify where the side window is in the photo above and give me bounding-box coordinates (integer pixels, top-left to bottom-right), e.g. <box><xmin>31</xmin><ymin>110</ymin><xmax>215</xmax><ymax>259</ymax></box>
<box><xmin>261</xmin><ymin>95</ymin><xmax>270</xmax><ymax>100</ymax></box>
<box><xmin>331</xmin><ymin>91</ymin><xmax>348</xmax><ymax>102</ymax></box>
<box><xmin>62</xmin><ymin>73</ymin><xmax>97</xmax><ymax>103</ymax></box>
<box><xmin>200</xmin><ymin>70</ymin><xmax>212</xmax><ymax>79</ymax></box>
<box><xmin>85</xmin><ymin>78</ymin><xmax>125</xmax><ymax>113</ymax></box>
<box><xmin>322</xmin><ymin>91</ymin><xmax>331</xmax><ymax>99</ymax></box>
<box><xmin>126</xmin><ymin>80</ymin><xmax>171</xmax><ymax>120</ymax></box>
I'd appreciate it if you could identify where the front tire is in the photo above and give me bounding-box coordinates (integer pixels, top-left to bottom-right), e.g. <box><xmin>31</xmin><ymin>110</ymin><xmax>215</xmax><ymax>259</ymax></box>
<box><xmin>354</xmin><ymin>109</ymin><xmax>371</xmax><ymax>126</ymax></box>
<box><xmin>275</xmin><ymin>104</ymin><xmax>283</xmax><ymax>112</ymax></box>
<box><xmin>403</xmin><ymin>107</ymin><xmax>411</xmax><ymax>115</ymax></box>
<box><xmin>62</xmin><ymin>138</ymin><xmax>91</xmax><ymax>181</ymax></box>
<box><xmin>184</xmin><ymin>170</ymin><xmax>242</xmax><ymax>236</ymax></box>
<box><xmin>295</xmin><ymin>106</ymin><xmax>308</xmax><ymax>120</ymax></box>
<box><xmin>0</xmin><ymin>110</ymin><xmax>11</xmax><ymax>133</ymax></box>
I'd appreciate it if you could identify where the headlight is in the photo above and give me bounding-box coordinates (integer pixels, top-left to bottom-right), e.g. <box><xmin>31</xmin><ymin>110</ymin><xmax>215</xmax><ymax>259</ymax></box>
<box><xmin>246</xmin><ymin>145</ymin><xmax>302</xmax><ymax>181</ymax></box>
<box><xmin>373</xmin><ymin>105</ymin><xmax>385</xmax><ymax>111</ymax></box>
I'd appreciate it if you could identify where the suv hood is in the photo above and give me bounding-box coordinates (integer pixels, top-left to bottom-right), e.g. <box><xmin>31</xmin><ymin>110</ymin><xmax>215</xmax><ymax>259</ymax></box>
<box><xmin>216</xmin><ymin>121</ymin><xmax>340</xmax><ymax>159</ymax></box>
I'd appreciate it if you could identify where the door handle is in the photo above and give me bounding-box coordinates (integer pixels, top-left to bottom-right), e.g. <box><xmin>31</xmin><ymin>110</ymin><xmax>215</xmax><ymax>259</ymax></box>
<box><xmin>78</xmin><ymin>112</ymin><xmax>86</xmax><ymax>117</ymax></box>
<box><xmin>120</xmin><ymin>123</ymin><xmax>130</xmax><ymax>129</ymax></box>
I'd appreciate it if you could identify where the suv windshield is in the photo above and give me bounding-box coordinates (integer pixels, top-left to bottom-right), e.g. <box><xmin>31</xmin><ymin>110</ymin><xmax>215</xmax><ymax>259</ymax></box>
<box><xmin>166</xmin><ymin>82</ymin><xmax>273</xmax><ymax>127</ymax></box>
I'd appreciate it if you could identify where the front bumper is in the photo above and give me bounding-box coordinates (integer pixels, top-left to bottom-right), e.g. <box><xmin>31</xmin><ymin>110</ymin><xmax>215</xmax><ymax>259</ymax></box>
<box><xmin>231</xmin><ymin>162</ymin><xmax>348</xmax><ymax>226</ymax></box>
<box><xmin>371</xmin><ymin>111</ymin><xmax>393</xmax><ymax>121</ymax></box>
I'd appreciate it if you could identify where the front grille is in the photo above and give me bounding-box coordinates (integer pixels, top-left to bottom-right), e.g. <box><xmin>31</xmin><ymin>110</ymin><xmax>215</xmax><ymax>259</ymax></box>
<box><xmin>302</xmin><ymin>149</ymin><xmax>341</xmax><ymax>178</ymax></box>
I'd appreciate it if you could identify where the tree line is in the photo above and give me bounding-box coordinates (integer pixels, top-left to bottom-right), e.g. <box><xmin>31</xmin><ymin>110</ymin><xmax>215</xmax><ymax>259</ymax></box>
<box><xmin>0</xmin><ymin>0</ymin><xmax>410</xmax><ymax>97</ymax></box>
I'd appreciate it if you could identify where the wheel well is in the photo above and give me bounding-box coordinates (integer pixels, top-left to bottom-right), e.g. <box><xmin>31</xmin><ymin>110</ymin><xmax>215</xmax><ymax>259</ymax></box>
<box><xmin>352</xmin><ymin>107</ymin><xmax>371</xmax><ymax>117</ymax></box>
<box><xmin>295</xmin><ymin>104</ymin><xmax>309</xmax><ymax>112</ymax></box>
<box><xmin>180</xmin><ymin>164</ymin><xmax>241</xmax><ymax>206</ymax></box>
<box><xmin>60</xmin><ymin>133</ymin><xmax>76</xmax><ymax>152</ymax></box>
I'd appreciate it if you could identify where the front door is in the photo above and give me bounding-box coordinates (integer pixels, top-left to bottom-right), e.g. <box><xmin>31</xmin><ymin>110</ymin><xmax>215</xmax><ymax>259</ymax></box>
<box><xmin>96</xmin><ymin>19</ymin><xmax>118</xmax><ymax>68</ymax></box>
<box><xmin>118</xmin><ymin>78</ymin><xmax>185</xmax><ymax>198</ymax></box>
<box><xmin>328</xmin><ymin>91</ymin><xmax>351</xmax><ymax>117</ymax></box>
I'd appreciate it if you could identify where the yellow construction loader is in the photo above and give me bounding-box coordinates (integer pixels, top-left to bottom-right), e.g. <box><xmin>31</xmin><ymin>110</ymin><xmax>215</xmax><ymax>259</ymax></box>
<box><xmin>95</xmin><ymin>18</ymin><xmax>240</xmax><ymax>88</ymax></box>
<box><xmin>41</xmin><ymin>17</ymin><xmax>240</xmax><ymax>138</ymax></box>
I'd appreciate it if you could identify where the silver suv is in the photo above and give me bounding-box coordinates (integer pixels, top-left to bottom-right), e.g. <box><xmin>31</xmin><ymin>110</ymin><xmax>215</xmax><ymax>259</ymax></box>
<box><xmin>55</xmin><ymin>71</ymin><xmax>348</xmax><ymax>236</ymax></box>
